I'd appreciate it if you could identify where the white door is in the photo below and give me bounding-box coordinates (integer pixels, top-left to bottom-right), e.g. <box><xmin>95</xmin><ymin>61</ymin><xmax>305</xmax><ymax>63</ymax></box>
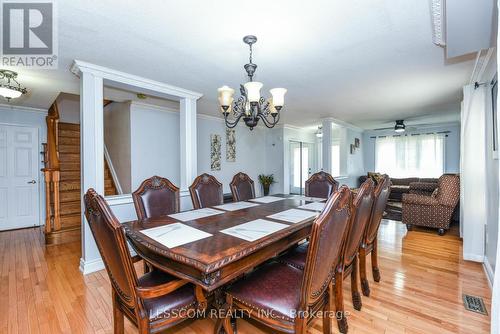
<box><xmin>0</xmin><ymin>124</ymin><xmax>40</xmax><ymax>230</ymax></box>
<box><xmin>289</xmin><ymin>141</ymin><xmax>317</xmax><ymax>195</ymax></box>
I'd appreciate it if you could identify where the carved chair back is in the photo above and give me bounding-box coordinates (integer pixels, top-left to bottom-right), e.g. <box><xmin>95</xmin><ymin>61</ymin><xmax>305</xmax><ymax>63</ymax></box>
<box><xmin>189</xmin><ymin>173</ymin><xmax>224</xmax><ymax>209</ymax></box>
<box><xmin>305</xmin><ymin>171</ymin><xmax>339</xmax><ymax>199</ymax></box>
<box><xmin>84</xmin><ymin>189</ymin><xmax>139</xmax><ymax>310</ymax></box>
<box><xmin>343</xmin><ymin>179</ymin><xmax>375</xmax><ymax>266</ymax></box>
<box><xmin>300</xmin><ymin>186</ymin><xmax>352</xmax><ymax>307</ymax></box>
<box><xmin>230</xmin><ymin>172</ymin><xmax>256</xmax><ymax>201</ymax></box>
<box><xmin>132</xmin><ymin>176</ymin><xmax>180</xmax><ymax>220</ymax></box>
<box><xmin>364</xmin><ymin>175</ymin><xmax>391</xmax><ymax>245</ymax></box>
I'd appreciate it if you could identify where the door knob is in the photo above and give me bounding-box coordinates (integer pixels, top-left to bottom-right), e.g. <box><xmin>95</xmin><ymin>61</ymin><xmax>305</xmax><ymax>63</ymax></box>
<box><xmin>27</xmin><ymin>180</ymin><xmax>36</xmax><ymax>184</ymax></box>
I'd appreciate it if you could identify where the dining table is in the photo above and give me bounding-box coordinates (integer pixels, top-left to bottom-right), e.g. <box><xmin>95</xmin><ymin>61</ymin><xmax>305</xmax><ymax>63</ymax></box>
<box><xmin>123</xmin><ymin>194</ymin><xmax>325</xmax><ymax>331</ymax></box>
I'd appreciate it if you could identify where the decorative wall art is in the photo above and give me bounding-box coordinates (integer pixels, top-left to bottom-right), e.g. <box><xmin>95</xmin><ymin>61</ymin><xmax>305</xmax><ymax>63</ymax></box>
<box><xmin>226</xmin><ymin>128</ymin><xmax>236</xmax><ymax>162</ymax></box>
<box><xmin>210</xmin><ymin>134</ymin><xmax>221</xmax><ymax>170</ymax></box>
<box><xmin>354</xmin><ymin>137</ymin><xmax>360</xmax><ymax>148</ymax></box>
<box><xmin>350</xmin><ymin>144</ymin><xmax>355</xmax><ymax>154</ymax></box>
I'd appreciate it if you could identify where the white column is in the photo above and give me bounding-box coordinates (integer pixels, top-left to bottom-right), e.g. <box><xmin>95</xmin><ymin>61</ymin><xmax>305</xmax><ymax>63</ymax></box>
<box><xmin>321</xmin><ymin>119</ymin><xmax>332</xmax><ymax>173</ymax></box>
<box><xmin>180</xmin><ymin>98</ymin><xmax>197</xmax><ymax>191</ymax></box>
<box><xmin>79</xmin><ymin>70</ymin><xmax>104</xmax><ymax>273</ymax></box>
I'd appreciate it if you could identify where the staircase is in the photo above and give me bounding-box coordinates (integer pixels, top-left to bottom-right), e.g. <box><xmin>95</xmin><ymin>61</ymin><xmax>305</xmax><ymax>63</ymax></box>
<box><xmin>44</xmin><ymin>121</ymin><xmax>117</xmax><ymax>244</ymax></box>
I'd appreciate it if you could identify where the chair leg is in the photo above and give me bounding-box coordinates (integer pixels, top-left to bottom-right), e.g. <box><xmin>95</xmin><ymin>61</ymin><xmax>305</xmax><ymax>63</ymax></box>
<box><xmin>220</xmin><ymin>295</ymin><xmax>234</xmax><ymax>334</ymax></box>
<box><xmin>359</xmin><ymin>248</ymin><xmax>370</xmax><ymax>297</ymax></box>
<box><xmin>322</xmin><ymin>281</ymin><xmax>333</xmax><ymax>334</ymax></box>
<box><xmin>334</xmin><ymin>271</ymin><xmax>348</xmax><ymax>333</ymax></box>
<box><xmin>350</xmin><ymin>255</ymin><xmax>362</xmax><ymax>311</ymax></box>
<box><xmin>371</xmin><ymin>238</ymin><xmax>381</xmax><ymax>283</ymax></box>
<box><xmin>112</xmin><ymin>292</ymin><xmax>124</xmax><ymax>334</ymax></box>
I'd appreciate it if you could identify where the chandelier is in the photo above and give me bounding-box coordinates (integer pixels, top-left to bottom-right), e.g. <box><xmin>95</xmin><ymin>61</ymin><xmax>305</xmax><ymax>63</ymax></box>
<box><xmin>217</xmin><ymin>35</ymin><xmax>287</xmax><ymax>130</ymax></box>
<box><xmin>0</xmin><ymin>70</ymin><xmax>27</xmax><ymax>100</ymax></box>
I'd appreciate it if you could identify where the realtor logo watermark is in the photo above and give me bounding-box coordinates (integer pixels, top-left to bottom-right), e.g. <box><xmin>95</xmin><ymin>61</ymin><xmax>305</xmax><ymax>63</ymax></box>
<box><xmin>1</xmin><ymin>0</ymin><xmax>57</xmax><ymax>68</ymax></box>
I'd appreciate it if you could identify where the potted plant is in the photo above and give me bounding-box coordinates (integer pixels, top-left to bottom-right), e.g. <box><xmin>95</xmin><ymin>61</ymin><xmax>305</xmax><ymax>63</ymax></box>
<box><xmin>258</xmin><ymin>174</ymin><xmax>275</xmax><ymax>196</ymax></box>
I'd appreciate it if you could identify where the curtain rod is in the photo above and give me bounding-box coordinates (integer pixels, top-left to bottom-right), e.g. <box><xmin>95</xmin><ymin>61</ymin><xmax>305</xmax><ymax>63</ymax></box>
<box><xmin>369</xmin><ymin>130</ymin><xmax>450</xmax><ymax>139</ymax></box>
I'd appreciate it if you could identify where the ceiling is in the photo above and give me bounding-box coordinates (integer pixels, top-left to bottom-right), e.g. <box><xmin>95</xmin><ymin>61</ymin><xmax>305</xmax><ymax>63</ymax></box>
<box><xmin>4</xmin><ymin>0</ymin><xmax>478</xmax><ymax>128</ymax></box>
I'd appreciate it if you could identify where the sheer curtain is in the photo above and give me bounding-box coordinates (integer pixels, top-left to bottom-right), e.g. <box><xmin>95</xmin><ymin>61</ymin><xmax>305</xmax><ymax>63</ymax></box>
<box><xmin>375</xmin><ymin>133</ymin><xmax>445</xmax><ymax>178</ymax></box>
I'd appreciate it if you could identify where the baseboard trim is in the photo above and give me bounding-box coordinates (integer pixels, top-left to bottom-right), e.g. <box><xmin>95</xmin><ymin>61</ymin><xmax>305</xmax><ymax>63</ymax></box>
<box><xmin>79</xmin><ymin>257</ymin><xmax>105</xmax><ymax>275</ymax></box>
<box><xmin>483</xmin><ymin>256</ymin><xmax>494</xmax><ymax>289</ymax></box>
<box><xmin>463</xmin><ymin>253</ymin><xmax>485</xmax><ymax>262</ymax></box>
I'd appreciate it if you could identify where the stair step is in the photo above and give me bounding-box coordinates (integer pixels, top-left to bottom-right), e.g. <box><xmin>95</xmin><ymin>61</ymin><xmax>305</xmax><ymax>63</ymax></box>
<box><xmin>59</xmin><ymin>129</ymin><xmax>80</xmax><ymax>138</ymax></box>
<box><xmin>58</xmin><ymin>136</ymin><xmax>80</xmax><ymax>146</ymax></box>
<box><xmin>58</xmin><ymin>144</ymin><xmax>80</xmax><ymax>154</ymax></box>
<box><xmin>58</xmin><ymin>123</ymin><xmax>80</xmax><ymax>131</ymax></box>
<box><xmin>60</xmin><ymin>201</ymin><xmax>81</xmax><ymax>215</ymax></box>
<box><xmin>60</xmin><ymin>190</ymin><xmax>80</xmax><ymax>202</ymax></box>
<box><xmin>60</xmin><ymin>170</ymin><xmax>80</xmax><ymax>180</ymax></box>
<box><xmin>59</xmin><ymin>162</ymin><xmax>80</xmax><ymax>171</ymax></box>
<box><xmin>60</xmin><ymin>213</ymin><xmax>81</xmax><ymax>228</ymax></box>
<box><xmin>60</xmin><ymin>181</ymin><xmax>80</xmax><ymax>191</ymax></box>
<box><xmin>59</xmin><ymin>152</ymin><xmax>80</xmax><ymax>162</ymax></box>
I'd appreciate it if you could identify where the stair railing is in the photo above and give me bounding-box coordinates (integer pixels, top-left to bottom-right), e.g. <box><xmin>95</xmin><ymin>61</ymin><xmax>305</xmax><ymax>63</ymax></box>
<box><xmin>42</xmin><ymin>103</ymin><xmax>61</xmax><ymax>235</ymax></box>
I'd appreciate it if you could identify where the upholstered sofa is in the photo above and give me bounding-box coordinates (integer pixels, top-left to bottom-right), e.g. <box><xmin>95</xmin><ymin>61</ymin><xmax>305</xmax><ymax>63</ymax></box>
<box><xmin>358</xmin><ymin>174</ymin><xmax>438</xmax><ymax>201</ymax></box>
<box><xmin>402</xmin><ymin>174</ymin><xmax>460</xmax><ymax>235</ymax></box>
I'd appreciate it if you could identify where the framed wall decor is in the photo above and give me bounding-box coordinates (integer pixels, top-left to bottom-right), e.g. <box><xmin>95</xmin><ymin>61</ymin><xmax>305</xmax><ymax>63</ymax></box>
<box><xmin>210</xmin><ymin>134</ymin><xmax>221</xmax><ymax>170</ymax></box>
<box><xmin>354</xmin><ymin>137</ymin><xmax>360</xmax><ymax>148</ymax></box>
<box><xmin>226</xmin><ymin>128</ymin><xmax>236</xmax><ymax>162</ymax></box>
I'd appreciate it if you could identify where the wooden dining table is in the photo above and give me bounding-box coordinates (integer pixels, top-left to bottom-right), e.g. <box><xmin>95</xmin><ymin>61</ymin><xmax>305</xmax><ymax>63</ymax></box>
<box><xmin>123</xmin><ymin>195</ymin><xmax>320</xmax><ymax>296</ymax></box>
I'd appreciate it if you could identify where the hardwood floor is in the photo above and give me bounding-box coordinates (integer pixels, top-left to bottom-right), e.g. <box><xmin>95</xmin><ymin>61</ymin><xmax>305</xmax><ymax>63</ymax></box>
<box><xmin>0</xmin><ymin>220</ymin><xmax>491</xmax><ymax>333</ymax></box>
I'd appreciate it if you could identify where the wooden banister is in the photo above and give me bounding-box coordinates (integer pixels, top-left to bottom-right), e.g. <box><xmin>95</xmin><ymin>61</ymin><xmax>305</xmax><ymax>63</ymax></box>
<box><xmin>42</xmin><ymin>102</ymin><xmax>61</xmax><ymax>236</ymax></box>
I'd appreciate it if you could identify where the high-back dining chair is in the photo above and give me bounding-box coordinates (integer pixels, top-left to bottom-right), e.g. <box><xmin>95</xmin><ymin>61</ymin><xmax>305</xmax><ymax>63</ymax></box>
<box><xmin>359</xmin><ymin>175</ymin><xmax>390</xmax><ymax>297</ymax></box>
<box><xmin>84</xmin><ymin>189</ymin><xmax>202</xmax><ymax>334</ymax></box>
<box><xmin>278</xmin><ymin>179</ymin><xmax>375</xmax><ymax>332</ymax></box>
<box><xmin>305</xmin><ymin>171</ymin><xmax>339</xmax><ymax>198</ymax></box>
<box><xmin>229</xmin><ymin>172</ymin><xmax>256</xmax><ymax>201</ymax></box>
<box><xmin>132</xmin><ymin>176</ymin><xmax>180</xmax><ymax>220</ymax></box>
<box><xmin>220</xmin><ymin>187</ymin><xmax>353</xmax><ymax>334</ymax></box>
<box><xmin>189</xmin><ymin>173</ymin><xmax>223</xmax><ymax>209</ymax></box>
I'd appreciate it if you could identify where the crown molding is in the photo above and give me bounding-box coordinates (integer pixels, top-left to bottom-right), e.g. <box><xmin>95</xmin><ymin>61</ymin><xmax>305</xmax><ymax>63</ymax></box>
<box><xmin>70</xmin><ymin>60</ymin><xmax>203</xmax><ymax>100</ymax></box>
<box><xmin>321</xmin><ymin>117</ymin><xmax>364</xmax><ymax>132</ymax></box>
<box><xmin>0</xmin><ymin>103</ymin><xmax>47</xmax><ymax>114</ymax></box>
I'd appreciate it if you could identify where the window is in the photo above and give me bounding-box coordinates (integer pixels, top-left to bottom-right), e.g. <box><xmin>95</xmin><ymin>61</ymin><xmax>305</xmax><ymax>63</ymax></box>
<box><xmin>375</xmin><ymin>133</ymin><xmax>445</xmax><ymax>177</ymax></box>
<box><xmin>331</xmin><ymin>141</ymin><xmax>340</xmax><ymax>177</ymax></box>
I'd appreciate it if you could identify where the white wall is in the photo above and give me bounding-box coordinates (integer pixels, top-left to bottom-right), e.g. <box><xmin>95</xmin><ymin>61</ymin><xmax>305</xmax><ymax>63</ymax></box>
<box><xmin>130</xmin><ymin>102</ymin><xmax>180</xmax><ymax>190</ymax></box>
<box><xmin>104</xmin><ymin>102</ymin><xmax>132</xmax><ymax>193</ymax></box>
<box><xmin>483</xmin><ymin>53</ymin><xmax>499</xmax><ymax>279</ymax></box>
<box><xmin>0</xmin><ymin>104</ymin><xmax>48</xmax><ymax>227</ymax></box>
<box><xmin>362</xmin><ymin>123</ymin><xmax>461</xmax><ymax>176</ymax></box>
<box><xmin>344</xmin><ymin>128</ymin><xmax>365</xmax><ymax>188</ymax></box>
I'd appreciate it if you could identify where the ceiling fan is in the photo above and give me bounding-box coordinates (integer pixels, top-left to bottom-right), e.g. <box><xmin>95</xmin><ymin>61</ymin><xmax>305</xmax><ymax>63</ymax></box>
<box><xmin>372</xmin><ymin>119</ymin><xmax>442</xmax><ymax>132</ymax></box>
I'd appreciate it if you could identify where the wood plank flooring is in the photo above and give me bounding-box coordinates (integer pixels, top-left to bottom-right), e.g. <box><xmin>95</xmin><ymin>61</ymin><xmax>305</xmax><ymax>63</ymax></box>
<box><xmin>0</xmin><ymin>220</ymin><xmax>491</xmax><ymax>333</ymax></box>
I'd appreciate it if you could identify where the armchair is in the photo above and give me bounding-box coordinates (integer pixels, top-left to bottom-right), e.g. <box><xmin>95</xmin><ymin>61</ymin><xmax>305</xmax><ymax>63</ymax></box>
<box><xmin>402</xmin><ymin>174</ymin><xmax>460</xmax><ymax>235</ymax></box>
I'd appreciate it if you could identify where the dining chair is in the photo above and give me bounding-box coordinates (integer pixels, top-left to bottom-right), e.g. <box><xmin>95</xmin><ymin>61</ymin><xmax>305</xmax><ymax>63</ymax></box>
<box><xmin>189</xmin><ymin>173</ymin><xmax>224</xmax><ymax>209</ymax></box>
<box><xmin>132</xmin><ymin>175</ymin><xmax>180</xmax><ymax>220</ymax></box>
<box><xmin>84</xmin><ymin>188</ymin><xmax>204</xmax><ymax>334</ymax></box>
<box><xmin>218</xmin><ymin>186</ymin><xmax>353</xmax><ymax>334</ymax></box>
<box><xmin>359</xmin><ymin>175</ymin><xmax>391</xmax><ymax>297</ymax></box>
<box><xmin>229</xmin><ymin>172</ymin><xmax>256</xmax><ymax>201</ymax></box>
<box><xmin>305</xmin><ymin>171</ymin><xmax>339</xmax><ymax>198</ymax></box>
<box><xmin>278</xmin><ymin>179</ymin><xmax>374</xmax><ymax>329</ymax></box>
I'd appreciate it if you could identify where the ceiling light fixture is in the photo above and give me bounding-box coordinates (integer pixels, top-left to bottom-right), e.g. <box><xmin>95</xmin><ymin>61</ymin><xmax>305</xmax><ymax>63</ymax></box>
<box><xmin>431</xmin><ymin>0</ymin><xmax>446</xmax><ymax>46</ymax></box>
<box><xmin>394</xmin><ymin>120</ymin><xmax>406</xmax><ymax>133</ymax></box>
<box><xmin>316</xmin><ymin>126</ymin><xmax>323</xmax><ymax>138</ymax></box>
<box><xmin>218</xmin><ymin>35</ymin><xmax>287</xmax><ymax>130</ymax></box>
<box><xmin>0</xmin><ymin>70</ymin><xmax>27</xmax><ymax>101</ymax></box>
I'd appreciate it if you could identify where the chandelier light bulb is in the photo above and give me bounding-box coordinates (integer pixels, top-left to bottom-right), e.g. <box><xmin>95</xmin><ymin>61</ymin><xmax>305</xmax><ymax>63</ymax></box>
<box><xmin>270</xmin><ymin>88</ymin><xmax>287</xmax><ymax>107</ymax></box>
<box><xmin>217</xmin><ymin>85</ymin><xmax>234</xmax><ymax>107</ymax></box>
<box><xmin>244</xmin><ymin>81</ymin><xmax>263</xmax><ymax>103</ymax></box>
<box><xmin>0</xmin><ymin>87</ymin><xmax>22</xmax><ymax>99</ymax></box>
